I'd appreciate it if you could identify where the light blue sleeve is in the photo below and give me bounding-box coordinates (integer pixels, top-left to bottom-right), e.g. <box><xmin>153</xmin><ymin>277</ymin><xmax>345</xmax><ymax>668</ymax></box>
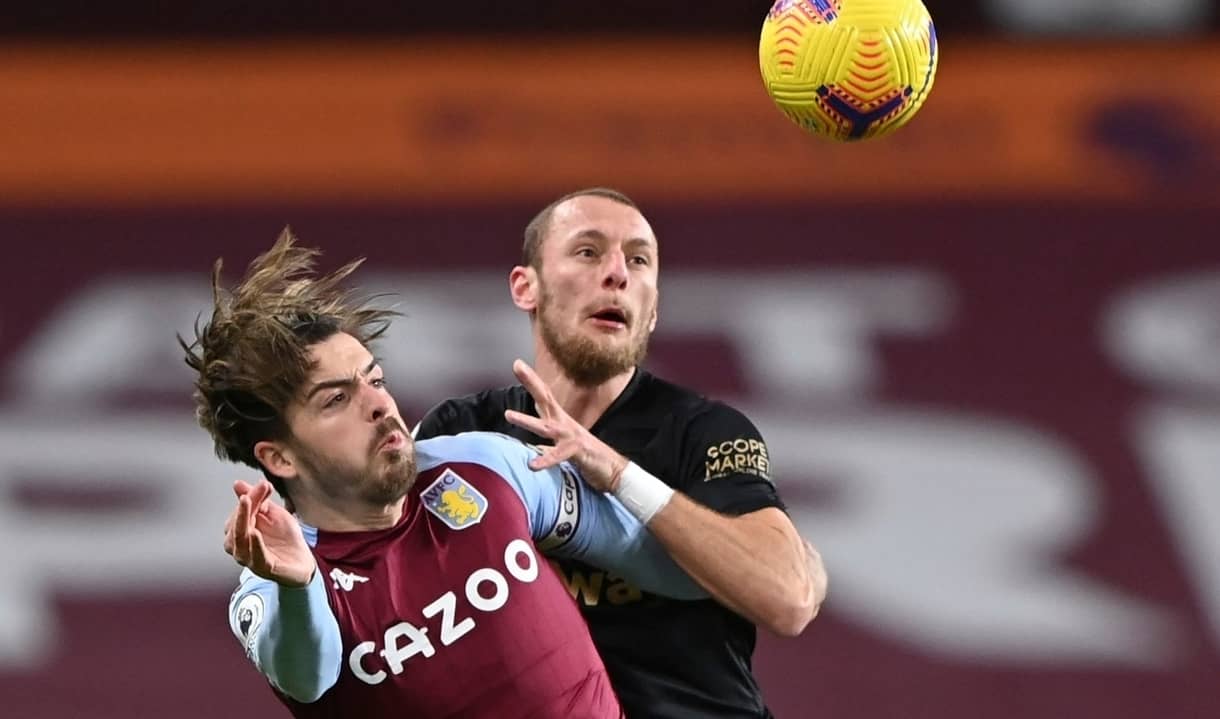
<box><xmin>228</xmin><ymin>567</ymin><xmax>342</xmax><ymax>703</ymax></box>
<box><xmin>415</xmin><ymin>432</ymin><xmax>706</xmax><ymax>600</ymax></box>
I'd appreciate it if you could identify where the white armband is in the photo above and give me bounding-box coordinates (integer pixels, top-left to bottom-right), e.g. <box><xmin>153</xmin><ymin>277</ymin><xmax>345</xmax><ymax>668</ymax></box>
<box><xmin>612</xmin><ymin>462</ymin><xmax>675</xmax><ymax>525</ymax></box>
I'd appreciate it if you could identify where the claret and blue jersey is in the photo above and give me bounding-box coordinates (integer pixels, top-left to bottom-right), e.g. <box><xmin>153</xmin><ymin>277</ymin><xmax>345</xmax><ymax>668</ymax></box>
<box><xmin>228</xmin><ymin>431</ymin><xmax>702</xmax><ymax>719</ymax></box>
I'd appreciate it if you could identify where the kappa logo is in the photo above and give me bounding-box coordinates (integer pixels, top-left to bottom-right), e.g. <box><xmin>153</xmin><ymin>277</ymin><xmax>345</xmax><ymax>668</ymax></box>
<box><xmin>421</xmin><ymin>469</ymin><xmax>489</xmax><ymax>530</ymax></box>
<box><xmin>330</xmin><ymin>568</ymin><xmax>370</xmax><ymax>592</ymax></box>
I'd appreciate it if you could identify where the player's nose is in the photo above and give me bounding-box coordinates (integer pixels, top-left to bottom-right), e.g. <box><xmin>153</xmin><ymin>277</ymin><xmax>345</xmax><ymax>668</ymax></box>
<box><xmin>601</xmin><ymin>249</ymin><xmax>629</xmax><ymax>290</ymax></box>
<box><xmin>362</xmin><ymin>380</ymin><xmax>392</xmax><ymax>423</ymax></box>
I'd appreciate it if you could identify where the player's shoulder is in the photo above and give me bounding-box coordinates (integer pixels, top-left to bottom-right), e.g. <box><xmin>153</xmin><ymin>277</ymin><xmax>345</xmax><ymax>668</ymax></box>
<box><xmin>414</xmin><ymin>433</ymin><xmax>551</xmax><ymax>518</ymax></box>
<box><xmin>416</xmin><ymin>385</ymin><xmax>531</xmax><ymax>437</ymax></box>
<box><xmin>438</xmin><ymin>384</ymin><xmax>527</xmax><ymax>413</ymax></box>
<box><xmin>637</xmin><ymin>370</ymin><xmax>755</xmax><ymax>430</ymax></box>
<box><xmin>415</xmin><ymin>431</ymin><xmax>536</xmax><ymax>473</ymax></box>
<box><xmin>422</xmin><ymin>386</ymin><xmax>513</xmax><ymax>421</ymax></box>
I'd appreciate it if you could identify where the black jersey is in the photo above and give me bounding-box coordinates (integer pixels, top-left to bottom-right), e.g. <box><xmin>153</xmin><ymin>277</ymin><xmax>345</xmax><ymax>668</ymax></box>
<box><xmin>415</xmin><ymin>368</ymin><xmax>785</xmax><ymax>718</ymax></box>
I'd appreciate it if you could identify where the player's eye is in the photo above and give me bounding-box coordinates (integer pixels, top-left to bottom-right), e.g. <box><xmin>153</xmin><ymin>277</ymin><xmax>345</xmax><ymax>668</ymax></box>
<box><xmin>631</xmin><ymin>255</ymin><xmax>650</xmax><ymax>266</ymax></box>
<box><xmin>324</xmin><ymin>392</ymin><xmax>346</xmax><ymax>408</ymax></box>
<box><xmin>575</xmin><ymin>247</ymin><xmax>597</xmax><ymax>258</ymax></box>
<box><xmin>371</xmin><ymin>377</ymin><xmax>387</xmax><ymax>389</ymax></box>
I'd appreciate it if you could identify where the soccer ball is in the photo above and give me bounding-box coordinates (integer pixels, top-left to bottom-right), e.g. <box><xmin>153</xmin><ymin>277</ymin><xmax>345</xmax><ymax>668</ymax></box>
<box><xmin>759</xmin><ymin>0</ymin><xmax>938</xmax><ymax>142</ymax></box>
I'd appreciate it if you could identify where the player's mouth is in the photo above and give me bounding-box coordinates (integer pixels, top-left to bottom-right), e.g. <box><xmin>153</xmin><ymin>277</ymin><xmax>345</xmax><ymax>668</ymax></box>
<box><xmin>588</xmin><ymin>306</ymin><xmax>629</xmax><ymax>331</ymax></box>
<box><xmin>377</xmin><ymin>430</ymin><xmax>406</xmax><ymax>453</ymax></box>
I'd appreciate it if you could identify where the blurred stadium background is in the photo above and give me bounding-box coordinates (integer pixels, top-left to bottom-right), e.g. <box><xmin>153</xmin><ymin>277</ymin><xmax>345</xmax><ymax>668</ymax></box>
<box><xmin>2</xmin><ymin>1</ymin><xmax>1219</xmax><ymax>717</ymax></box>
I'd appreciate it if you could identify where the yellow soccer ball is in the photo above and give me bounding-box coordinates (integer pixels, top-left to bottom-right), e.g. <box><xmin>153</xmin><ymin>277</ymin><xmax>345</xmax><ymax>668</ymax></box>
<box><xmin>760</xmin><ymin>0</ymin><xmax>938</xmax><ymax>141</ymax></box>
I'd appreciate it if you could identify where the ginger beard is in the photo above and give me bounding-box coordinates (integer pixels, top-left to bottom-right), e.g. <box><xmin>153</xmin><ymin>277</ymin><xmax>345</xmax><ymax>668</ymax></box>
<box><xmin>537</xmin><ymin>281</ymin><xmax>654</xmax><ymax>387</ymax></box>
<box><xmin>292</xmin><ymin>416</ymin><xmax>418</xmax><ymax>506</ymax></box>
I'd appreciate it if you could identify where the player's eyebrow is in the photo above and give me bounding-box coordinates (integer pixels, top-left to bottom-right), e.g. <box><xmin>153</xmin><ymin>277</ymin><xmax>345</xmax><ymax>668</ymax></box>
<box><xmin>304</xmin><ymin>357</ymin><xmax>379</xmax><ymax>400</ymax></box>
<box><xmin>572</xmin><ymin>228</ymin><xmax>656</xmax><ymax>249</ymax></box>
<box><xmin>571</xmin><ymin>228</ymin><xmax>610</xmax><ymax>243</ymax></box>
<box><xmin>623</xmin><ymin>236</ymin><xmax>656</xmax><ymax>253</ymax></box>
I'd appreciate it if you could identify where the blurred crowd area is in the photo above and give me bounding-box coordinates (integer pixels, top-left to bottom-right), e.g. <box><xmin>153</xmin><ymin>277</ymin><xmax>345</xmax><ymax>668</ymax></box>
<box><xmin>2</xmin><ymin>0</ymin><xmax>1215</xmax><ymax>37</ymax></box>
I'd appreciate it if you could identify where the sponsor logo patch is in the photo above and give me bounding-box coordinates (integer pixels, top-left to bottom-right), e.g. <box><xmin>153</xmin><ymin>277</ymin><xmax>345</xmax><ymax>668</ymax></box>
<box><xmin>704</xmin><ymin>437</ymin><xmax>771</xmax><ymax>481</ymax></box>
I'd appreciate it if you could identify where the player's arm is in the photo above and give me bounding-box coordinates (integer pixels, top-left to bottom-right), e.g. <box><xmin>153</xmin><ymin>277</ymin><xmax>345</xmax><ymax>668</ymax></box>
<box><xmin>224</xmin><ymin>480</ymin><xmax>342</xmax><ymax>702</ymax></box>
<box><xmin>642</xmin><ymin>482</ymin><xmax>825</xmax><ymax>637</ymax></box>
<box><xmin>229</xmin><ymin>570</ymin><xmax>343</xmax><ymax>703</ymax></box>
<box><xmin>520</xmin><ymin>457</ymin><xmax>709</xmax><ymax>601</ymax></box>
<box><xmin>418</xmin><ymin>433</ymin><xmax>706</xmax><ymax>600</ymax></box>
<box><xmin>637</xmin><ymin>402</ymin><xmax>827</xmax><ymax>636</ymax></box>
<box><xmin>505</xmin><ymin>360</ymin><xmax>826</xmax><ymax>637</ymax></box>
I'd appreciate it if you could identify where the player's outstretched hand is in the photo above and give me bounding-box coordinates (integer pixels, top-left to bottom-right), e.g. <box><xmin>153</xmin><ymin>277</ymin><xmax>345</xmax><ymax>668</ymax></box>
<box><xmin>504</xmin><ymin>358</ymin><xmax>628</xmax><ymax>493</ymax></box>
<box><xmin>223</xmin><ymin>479</ymin><xmax>316</xmax><ymax>588</ymax></box>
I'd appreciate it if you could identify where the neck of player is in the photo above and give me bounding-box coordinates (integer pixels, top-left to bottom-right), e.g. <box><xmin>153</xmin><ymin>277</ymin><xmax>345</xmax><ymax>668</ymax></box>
<box><xmin>294</xmin><ymin>495</ymin><xmax>406</xmax><ymax>533</ymax></box>
<box><xmin>533</xmin><ymin>347</ymin><xmax>633</xmax><ymax>429</ymax></box>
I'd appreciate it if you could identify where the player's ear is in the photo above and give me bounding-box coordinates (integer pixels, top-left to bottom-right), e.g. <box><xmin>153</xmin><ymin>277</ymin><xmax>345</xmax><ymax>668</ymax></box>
<box><xmin>647</xmin><ymin>293</ymin><xmax>659</xmax><ymax>333</ymax></box>
<box><xmin>254</xmin><ymin>440</ymin><xmax>299</xmax><ymax>481</ymax></box>
<box><xmin>510</xmin><ymin>265</ymin><xmax>539</xmax><ymax>313</ymax></box>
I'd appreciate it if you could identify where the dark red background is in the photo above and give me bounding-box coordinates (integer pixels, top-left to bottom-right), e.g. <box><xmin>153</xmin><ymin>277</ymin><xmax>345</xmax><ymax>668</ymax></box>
<box><xmin>1</xmin><ymin>198</ymin><xmax>1217</xmax><ymax>717</ymax></box>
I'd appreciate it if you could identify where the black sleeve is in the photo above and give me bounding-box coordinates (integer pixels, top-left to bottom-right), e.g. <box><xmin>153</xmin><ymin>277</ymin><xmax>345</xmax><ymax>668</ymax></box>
<box><xmin>674</xmin><ymin>402</ymin><xmax>785</xmax><ymax>517</ymax></box>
